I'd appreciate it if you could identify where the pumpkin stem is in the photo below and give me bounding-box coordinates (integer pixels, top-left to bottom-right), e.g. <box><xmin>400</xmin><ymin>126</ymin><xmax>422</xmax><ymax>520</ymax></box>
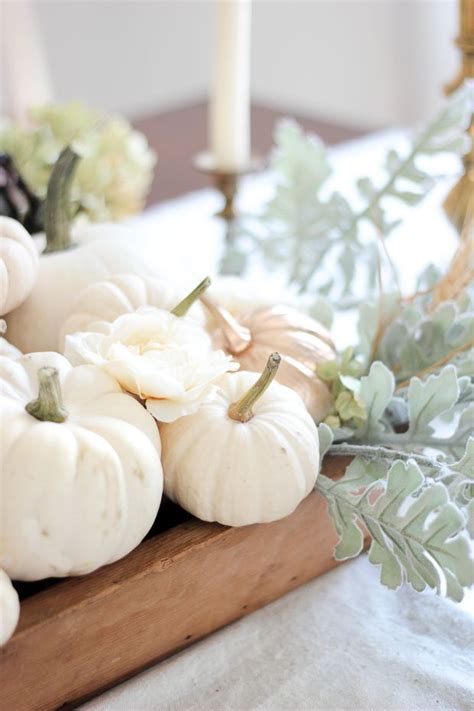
<box><xmin>228</xmin><ymin>352</ymin><xmax>281</xmax><ymax>423</ymax></box>
<box><xmin>171</xmin><ymin>277</ymin><xmax>211</xmax><ymax>317</ymax></box>
<box><xmin>43</xmin><ymin>147</ymin><xmax>80</xmax><ymax>254</ymax></box>
<box><xmin>200</xmin><ymin>295</ymin><xmax>251</xmax><ymax>354</ymax></box>
<box><xmin>26</xmin><ymin>367</ymin><xmax>68</xmax><ymax>423</ymax></box>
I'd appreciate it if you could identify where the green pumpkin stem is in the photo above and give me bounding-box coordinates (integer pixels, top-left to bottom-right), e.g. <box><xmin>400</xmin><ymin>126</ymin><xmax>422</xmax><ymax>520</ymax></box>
<box><xmin>26</xmin><ymin>367</ymin><xmax>68</xmax><ymax>423</ymax></box>
<box><xmin>43</xmin><ymin>147</ymin><xmax>80</xmax><ymax>253</ymax></box>
<box><xmin>228</xmin><ymin>352</ymin><xmax>281</xmax><ymax>423</ymax></box>
<box><xmin>171</xmin><ymin>277</ymin><xmax>211</xmax><ymax>317</ymax></box>
<box><xmin>200</xmin><ymin>295</ymin><xmax>251</xmax><ymax>354</ymax></box>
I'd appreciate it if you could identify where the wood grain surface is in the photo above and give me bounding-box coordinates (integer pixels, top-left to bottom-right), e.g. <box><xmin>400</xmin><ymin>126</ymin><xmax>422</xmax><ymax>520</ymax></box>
<box><xmin>0</xmin><ymin>456</ymin><xmax>359</xmax><ymax>711</ymax></box>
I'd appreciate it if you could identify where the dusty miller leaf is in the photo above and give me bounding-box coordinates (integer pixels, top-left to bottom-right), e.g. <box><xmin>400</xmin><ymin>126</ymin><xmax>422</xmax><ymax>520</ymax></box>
<box><xmin>242</xmin><ymin>86</ymin><xmax>472</xmax><ymax>303</ymax></box>
<box><xmin>317</xmin><ymin>423</ymin><xmax>334</xmax><ymax>463</ymax></box>
<box><xmin>350</xmin><ymin>366</ymin><xmax>473</xmax><ymax>461</ymax></box>
<box><xmin>307</xmin><ymin>296</ymin><xmax>334</xmax><ymax>330</ymax></box>
<box><xmin>271</xmin><ymin>119</ymin><xmax>332</xmax><ymax>189</ymax></box>
<box><xmin>316</xmin><ymin>457</ymin><xmax>386</xmax><ymax>559</ymax></box>
<box><xmin>371</xmin><ymin>293</ymin><xmax>474</xmax><ymax>384</ymax></box>
<box><xmin>316</xmin><ymin>458</ymin><xmax>474</xmax><ymax>600</ymax></box>
<box><xmin>365</xmin><ymin>461</ymin><xmax>473</xmax><ymax>600</ymax></box>
<box><xmin>407</xmin><ymin>366</ymin><xmax>459</xmax><ymax>438</ymax></box>
<box><xmin>437</xmin><ymin>438</ymin><xmax>474</xmax><ymax>529</ymax></box>
<box><xmin>355</xmin><ymin>361</ymin><xmax>395</xmax><ymax>438</ymax></box>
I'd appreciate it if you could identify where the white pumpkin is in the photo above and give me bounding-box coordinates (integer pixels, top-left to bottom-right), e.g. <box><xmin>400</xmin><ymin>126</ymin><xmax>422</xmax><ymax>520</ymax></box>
<box><xmin>0</xmin><ymin>216</ymin><xmax>39</xmax><ymax>316</ymax></box>
<box><xmin>0</xmin><ymin>351</ymin><xmax>163</xmax><ymax>581</ymax></box>
<box><xmin>160</xmin><ymin>353</ymin><xmax>320</xmax><ymax>526</ymax></box>
<box><xmin>201</xmin><ymin>295</ymin><xmax>335</xmax><ymax>422</ymax></box>
<box><xmin>207</xmin><ymin>276</ymin><xmax>298</xmax><ymax>320</ymax></box>
<box><xmin>0</xmin><ymin>570</ymin><xmax>20</xmax><ymax>646</ymax></box>
<box><xmin>59</xmin><ymin>273</ymin><xmax>206</xmax><ymax>351</ymax></box>
<box><xmin>5</xmin><ymin>148</ymin><xmax>161</xmax><ymax>353</ymax></box>
<box><xmin>0</xmin><ymin>319</ymin><xmax>21</xmax><ymax>359</ymax></box>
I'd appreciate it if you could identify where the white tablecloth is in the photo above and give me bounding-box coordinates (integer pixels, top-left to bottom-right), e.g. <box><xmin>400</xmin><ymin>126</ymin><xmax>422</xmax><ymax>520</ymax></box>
<box><xmin>83</xmin><ymin>557</ymin><xmax>474</xmax><ymax>711</ymax></box>
<box><xmin>82</xmin><ymin>130</ymin><xmax>473</xmax><ymax>710</ymax></box>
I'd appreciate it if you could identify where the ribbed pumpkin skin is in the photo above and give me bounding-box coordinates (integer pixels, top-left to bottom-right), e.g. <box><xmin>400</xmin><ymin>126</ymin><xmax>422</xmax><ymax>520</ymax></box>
<box><xmin>0</xmin><ymin>217</ymin><xmax>38</xmax><ymax>316</ymax></box>
<box><xmin>160</xmin><ymin>371</ymin><xmax>320</xmax><ymax>527</ymax></box>
<box><xmin>5</xmin><ymin>224</ymin><xmax>161</xmax><ymax>354</ymax></box>
<box><xmin>209</xmin><ymin>304</ymin><xmax>336</xmax><ymax>422</ymax></box>
<box><xmin>0</xmin><ymin>352</ymin><xmax>163</xmax><ymax>581</ymax></box>
<box><xmin>59</xmin><ymin>273</ymin><xmax>205</xmax><ymax>350</ymax></box>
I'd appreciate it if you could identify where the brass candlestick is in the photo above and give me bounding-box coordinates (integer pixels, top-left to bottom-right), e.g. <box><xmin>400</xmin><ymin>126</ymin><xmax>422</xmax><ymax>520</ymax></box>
<box><xmin>194</xmin><ymin>152</ymin><xmax>264</xmax><ymax>221</ymax></box>
<box><xmin>444</xmin><ymin>0</ymin><xmax>474</xmax><ymax>236</ymax></box>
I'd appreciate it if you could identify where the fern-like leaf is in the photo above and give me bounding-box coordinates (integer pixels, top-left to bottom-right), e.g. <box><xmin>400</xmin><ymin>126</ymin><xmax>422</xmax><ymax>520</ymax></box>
<box><xmin>243</xmin><ymin>86</ymin><xmax>472</xmax><ymax>304</ymax></box>
<box><xmin>316</xmin><ymin>458</ymin><xmax>474</xmax><ymax>601</ymax></box>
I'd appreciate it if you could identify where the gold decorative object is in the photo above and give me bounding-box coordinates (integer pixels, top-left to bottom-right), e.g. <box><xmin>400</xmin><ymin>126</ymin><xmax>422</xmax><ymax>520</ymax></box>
<box><xmin>200</xmin><ymin>295</ymin><xmax>337</xmax><ymax>422</ymax></box>
<box><xmin>432</xmin><ymin>229</ymin><xmax>474</xmax><ymax>307</ymax></box>
<box><xmin>194</xmin><ymin>152</ymin><xmax>264</xmax><ymax>221</ymax></box>
<box><xmin>444</xmin><ymin>0</ymin><xmax>474</xmax><ymax>236</ymax></box>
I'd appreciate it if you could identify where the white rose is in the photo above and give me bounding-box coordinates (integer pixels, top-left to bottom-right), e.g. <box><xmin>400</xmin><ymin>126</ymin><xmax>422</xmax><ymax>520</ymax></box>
<box><xmin>65</xmin><ymin>308</ymin><xmax>238</xmax><ymax>422</ymax></box>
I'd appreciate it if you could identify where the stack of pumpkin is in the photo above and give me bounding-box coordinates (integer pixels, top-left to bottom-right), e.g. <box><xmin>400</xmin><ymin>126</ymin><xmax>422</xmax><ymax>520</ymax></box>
<box><xmin>0</xmin><ymin>148</ymin><xmax>336</xmax><ymax>646</ymax></box>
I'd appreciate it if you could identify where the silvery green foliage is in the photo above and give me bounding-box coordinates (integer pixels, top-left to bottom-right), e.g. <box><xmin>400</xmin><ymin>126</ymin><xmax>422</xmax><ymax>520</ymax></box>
<box><xmin>249</xmin><ymin>85</ymin><xmax>474</xmax><ymax>600</ymax></box>
<box><xmin>245</xmin><ymin>88</ymin><xmax>471</xmax><ymax>304</ymax></box>
<box><xmin>355</xmin><ymin>363</ymin><xmax>473</xmax><ymax>460</ymax></box>
<box><xmin>318</xmin><ymin>422</ymin><xmax>334</xmax><ymax>462</ymax></box>
<box><xmin>329</xmin><ymin>363</ymin><xmax>473</xmax><ymax>464</ymax></box>
<box><xmin>316</xmin><ymin>458</ymin><xmax>474</xmax><ymax>601</ymax></box>
<box><xmin>437</xmin><ymin>438</ymin><xmax>474</xmax><ymax>534</ymax></box>
<box><xmin>358</xmin><ymin>290</ymin><xmax>474</xmax><ymax>382</ymax></box>
<box><xmin>316</xmin><ymin>363</ymin><xmax>474</xmax><ymax>600</ymax></box>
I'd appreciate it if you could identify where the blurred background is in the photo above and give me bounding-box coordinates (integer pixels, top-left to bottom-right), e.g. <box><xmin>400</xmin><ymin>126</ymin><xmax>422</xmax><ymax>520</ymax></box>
<box><xmin>1</xmin><ymin>0</ymin><xmax>459</xmax><ymax>128</ymax></box>
<box><xmin>0</xmin><ymin>0</ymin><xmax>464</xmax><ymax>204</ymax></box>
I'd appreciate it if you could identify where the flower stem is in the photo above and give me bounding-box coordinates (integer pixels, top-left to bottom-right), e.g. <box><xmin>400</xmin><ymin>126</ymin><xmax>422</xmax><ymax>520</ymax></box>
<box><xmin>171</xmin><ymin>277</ymin><xmax>211</xmax><ymax>317</ymax></box>
<box><xmin>26</xmin><ymin>367</ymin><xmax>68</xmax><ymax>422</ymax></box>
<box><xmin>394</xmin><ymin>339</ymin><xmax>474</xmax><ymax>390</ymax></box>
<box><xmin>43</xmin><ymin>147</ymin><xmax>80</xmax><ymax>254</ymax></box>
<box><xmin>228</xmin><ymin>352</ymin><xmax>281</xmax><ymax>422</ymax></box>
<box><xmin>328</xmin><ymin>442</ymin><xmax>444</xmax><ymax>476</ymax></box>
<box><xmin>200</xmin><ymin>295</ymin><xmax>251</xmax><ymax>354</ymax></box>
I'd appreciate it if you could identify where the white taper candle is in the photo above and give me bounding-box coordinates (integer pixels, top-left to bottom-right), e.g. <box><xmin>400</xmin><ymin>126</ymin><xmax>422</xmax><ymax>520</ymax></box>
<box><xmin>210</xmin><ymin>0</ymin><xmax>252</xmax><ymax>172</ymax></box>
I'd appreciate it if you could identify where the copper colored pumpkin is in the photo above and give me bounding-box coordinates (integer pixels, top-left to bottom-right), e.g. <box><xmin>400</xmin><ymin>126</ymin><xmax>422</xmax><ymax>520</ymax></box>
<box><xmin>201</xmin><ymin>296</ymin><xmax>336</xmax><ymax>422</ymax></box>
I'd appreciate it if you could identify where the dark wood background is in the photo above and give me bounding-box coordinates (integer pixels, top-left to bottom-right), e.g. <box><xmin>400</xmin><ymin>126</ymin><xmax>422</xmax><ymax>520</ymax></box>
<box><xmin>134</xmin><ymin>101</ymin><xmax>365</xmax><ymax>205</ymax></box>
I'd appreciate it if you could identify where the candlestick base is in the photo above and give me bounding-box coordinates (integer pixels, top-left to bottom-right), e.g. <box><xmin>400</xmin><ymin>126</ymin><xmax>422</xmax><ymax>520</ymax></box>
<box><xmin>194</xmin><ymin>152</ymin><xmax>264</xmax><ymax>221</ymax></box>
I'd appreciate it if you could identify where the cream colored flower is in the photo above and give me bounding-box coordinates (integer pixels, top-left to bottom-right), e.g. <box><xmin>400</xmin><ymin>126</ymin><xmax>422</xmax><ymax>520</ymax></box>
<box><xmin>65</xmin><ymin>308</ymin><xmax>238</xmax><ymax>422</ymax></box>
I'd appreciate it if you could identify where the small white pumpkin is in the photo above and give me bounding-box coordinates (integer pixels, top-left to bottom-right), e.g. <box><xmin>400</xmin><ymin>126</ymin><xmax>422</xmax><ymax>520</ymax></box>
<box><xmin>0</xmin><ymin>351</ymin><xmax>163</xmax><ymax>581</ymax></box>
<box><xmin>59</xmin><ymin>273</ymin><xmax>206</xmax><ymax>351</ymax></box>
<box><xmin>0</xmin><ymin>320</ymin><xmax>21</xmax><ymax>359</ymax></box>
<box><xmin>5</xmin><ymin>148</ymin><xmax>161</xmax><ymax>353</ymax></box>
<box><xmin>160</xmin><ymin>353</ymin><xmax>320</xmax><ymax>526</ymax></box>
<box><xmin>0</xmin><ymin>570</ymin><xmax>20</xmax><ymax>646</ymax></box>
<box><xmin>207</xmin><ymin>276</ymin><xmax>298</xmax><ymax>322</ymax></box>
<box><xmin>0</xmin><ymin>216</ymin><xmax>39</xmax><ymax>316</ymax></box>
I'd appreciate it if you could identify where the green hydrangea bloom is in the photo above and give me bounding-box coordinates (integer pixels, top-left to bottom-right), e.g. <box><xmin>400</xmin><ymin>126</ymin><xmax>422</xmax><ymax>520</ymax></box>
<box><xmin>0</xmin><ymin>102</ymin><xmax>156</xmax><ymax>223</ymax></box>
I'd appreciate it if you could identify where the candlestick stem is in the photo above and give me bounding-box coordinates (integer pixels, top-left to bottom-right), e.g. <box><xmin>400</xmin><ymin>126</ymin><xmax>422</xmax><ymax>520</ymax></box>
<box><xmin>194</xmin><ymin>151</ymin><xmax>264</xmax><ymax>222</ymax></box>
<box><xmin>215</xmin><ymin>173</ymin><xmax>238</xmax><ymax>220</ymax></box>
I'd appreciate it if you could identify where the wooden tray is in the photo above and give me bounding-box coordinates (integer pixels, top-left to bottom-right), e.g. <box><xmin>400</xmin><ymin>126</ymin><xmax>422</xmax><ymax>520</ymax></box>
<box><xmin>0</xmin><ymin>456</ymin><xmax>356</xmax><ymax>710</ymax></box>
